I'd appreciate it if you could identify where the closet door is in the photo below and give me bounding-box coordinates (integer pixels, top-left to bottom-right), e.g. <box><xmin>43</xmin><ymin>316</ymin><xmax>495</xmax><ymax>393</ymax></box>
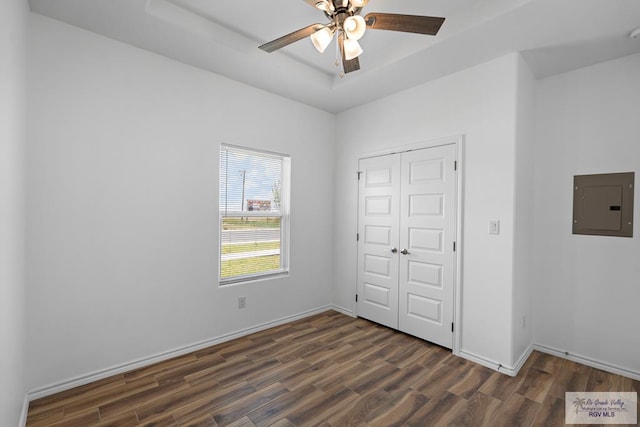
<box><xmin>356</xmin><ymin>154</ymin><xmax>401</xmax><ymax>329</ymax></box>
<box><xmin>356</xmin><ymin>144</ymin><xmax>457</xmax><ymax>349</ymax></box>
<box><xmin>398</xmin><ymin>144</ymin><xmax>456</xmax><ymax>348</ymax></box>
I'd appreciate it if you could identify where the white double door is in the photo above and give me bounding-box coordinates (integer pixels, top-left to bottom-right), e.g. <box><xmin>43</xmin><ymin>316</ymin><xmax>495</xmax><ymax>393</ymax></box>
<box><xmin>357</xmin><ymin>144</ymin><xmax>457</xmax><ymax>349</ymax></box>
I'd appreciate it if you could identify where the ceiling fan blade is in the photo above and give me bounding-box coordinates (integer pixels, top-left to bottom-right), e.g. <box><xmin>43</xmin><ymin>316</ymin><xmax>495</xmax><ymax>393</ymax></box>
<box><xmin>364</xmin><ymin>13</ymin><xmax>445</xmax><ymax>35</ymax></box>
<box><xmin>343</xmin><ymin>56</ymin><xmax>360</xmax><ymax>74</ymax></box>
<box><xmin>338</xmin><ymin>33</ymin><xmax>360</xmax><ymax>74</ymax></box>
<box><xmin>259</xmin><ymin>24</ymin><xmax>325</xmax><ymax>53</ymax></box>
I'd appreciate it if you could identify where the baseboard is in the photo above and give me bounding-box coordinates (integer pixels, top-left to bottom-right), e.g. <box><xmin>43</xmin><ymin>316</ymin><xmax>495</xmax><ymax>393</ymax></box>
<box><xmin>512</xmin><ymin>344</ymin><xmax>535</xmax><ymax>376</ymax></box>
<box><xmin>457</xmin><ymin>346</ymin><xmax>535</xmax><ymax>377</ymax></box>
<box><xmin>331</xmin><ymin>304</ymin><xmax>354</xmax><ymax>317</ymax></box>
<box><xmin>19</xmin><ymin>393</ymin><xmax>29</xmax><ymax>427</ymax></box>
<box><xmin>534</xmin><ymin>344</ymin><xmax>640</xmax><ymax>381</ymax></box>
<box><xmin>27</xmin><ymin>305</ymin><xmax>332</xmax><ymax>401</ymax></box>
<box><xmin>456</xmin><ymin>349</ymin><xmax>515</xmax><ymax>375</ymax></box>
<box><xmin>458</xmin><ymin>343</ymin><xmax>640</xmax><ymax>381</ymax></box>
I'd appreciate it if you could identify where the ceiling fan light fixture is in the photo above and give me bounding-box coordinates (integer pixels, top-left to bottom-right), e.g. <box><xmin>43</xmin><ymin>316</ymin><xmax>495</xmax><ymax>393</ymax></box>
<box><xmin>343</xmin><ymin>38</ymin><xmax>363</xmax><ymax>60</ymax></box>
<box><xmin>310</xmin><ymin>26</ymin><xmax>335</xmax><ymax>53</ymax></box>
<box><xmin>343</xmin><ymin>15</ymin><xmax>366</xmax><ymax>40</ymax></box>
<box><xmin>260</xmin><ymin>1</ymin><xmax>446</xmax><ymax>75</ymax></box>
<box><xmin>314</xmin><ymin>1</ymin><xmax>333</xmax><ymax>13</ymax></box>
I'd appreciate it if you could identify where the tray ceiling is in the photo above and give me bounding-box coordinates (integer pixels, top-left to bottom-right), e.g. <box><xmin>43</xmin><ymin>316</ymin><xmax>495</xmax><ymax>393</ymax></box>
<box><xmin>29</xmin><ymin>0</ymin><xmax>640</xmax><ymax>112</ymax></box>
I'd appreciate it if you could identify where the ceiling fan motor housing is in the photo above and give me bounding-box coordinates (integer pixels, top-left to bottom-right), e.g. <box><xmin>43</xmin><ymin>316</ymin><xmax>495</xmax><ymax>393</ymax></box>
<box><xmin>322</xmin><ymin>0</ymin><xmax>364</xmax><ymax>20</ymax></box>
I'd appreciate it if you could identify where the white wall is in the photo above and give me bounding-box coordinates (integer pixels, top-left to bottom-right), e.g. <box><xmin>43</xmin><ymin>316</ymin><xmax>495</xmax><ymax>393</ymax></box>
<box><xmin>26</xmin><ymin>14</ymin><xmax>335</xmax><ymax>391</ymax></box>
<box><xmin>512</xmin><ymin>55</ymin><xmax>535</xmax><ymax>366</ymax></box>
<box><xmin>23</xmin><ymin>6</ymin><xmax>640</xmax><ymax>402</ymax></box>
<box><xmin>333</xmin><ymin>54</ymin><xmax>521</xmax><ymax>368</ymax></box>
<box><xmin>533</xmin><ymin>53</ymin><xmax>640</xmax><ymax>376</ymax></box>
<box><xmin>0</xmin><ymin>0</ymin><xmax>28</xmax><ymax>424</ymax></box>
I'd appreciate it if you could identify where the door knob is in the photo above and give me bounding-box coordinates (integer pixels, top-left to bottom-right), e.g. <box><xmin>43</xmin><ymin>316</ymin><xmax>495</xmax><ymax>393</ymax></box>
<box><xmin>401</xmin><ymin>249</ymin><xmax>410</xmax><ymax>255</ymax></box>
<box><xmin>391</xmin><ymin>247</ymin><xmax>398</xmax><ymax>253</ymax></box>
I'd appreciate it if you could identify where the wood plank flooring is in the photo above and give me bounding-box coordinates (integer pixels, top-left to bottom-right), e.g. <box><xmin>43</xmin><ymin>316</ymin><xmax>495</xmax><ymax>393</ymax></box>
<box><xmin>27</xmin><ymin>311</ymin><xmax>639</xmax><ymax>426</ymax></box>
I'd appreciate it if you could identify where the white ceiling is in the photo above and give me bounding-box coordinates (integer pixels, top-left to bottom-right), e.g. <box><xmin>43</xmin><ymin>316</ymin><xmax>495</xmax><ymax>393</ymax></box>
<box><xmin>28</xmin><ymin>0</ymin><xmax>640</xmax><ymax>113</ymax></box>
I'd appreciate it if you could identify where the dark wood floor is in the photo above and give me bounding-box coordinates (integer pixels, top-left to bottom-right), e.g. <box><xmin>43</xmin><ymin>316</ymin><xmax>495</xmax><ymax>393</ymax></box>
<box><xmin>27</xmin><ymin>311</ymin><xmax>639</xmax><ymax>427</ymax></box>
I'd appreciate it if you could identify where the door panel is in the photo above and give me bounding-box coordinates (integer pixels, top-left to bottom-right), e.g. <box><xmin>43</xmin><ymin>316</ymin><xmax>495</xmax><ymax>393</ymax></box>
<box><xmin>364</xmin><ymin>225</ymin><xmax>392</xmax><ymax>245</ymax></box>
<box><xmin>407</xmin><ymin>294</ymin><xmax>442</xmax><ymax>323</ymax></box>
<box><xmin>357</xmin><ymin>144</ymin><xmax>456</xmax><ymax>348</ymax></box>
<box><xmin>409</xmin><ymin>194</ymin><xmax>444</xmax><ymax>216</ymax></box>
<box><xmin>407</xmin><ymin>260</ymin><xmax>442</xmax><ymax>288</ymax></box>
<box><xmin>408</xmin><ymin>228</ymin><xmax>443</xmax><ymax>252</ymax></box>
<box><xmin>399</xmin><ymin>144</ymin><xmax>456</xmax><ymax>348</ymax></box>
<box><xmin>357</xmin><ymin>155</ymin><xmax>400</xmax><ymax>329</ymax></box>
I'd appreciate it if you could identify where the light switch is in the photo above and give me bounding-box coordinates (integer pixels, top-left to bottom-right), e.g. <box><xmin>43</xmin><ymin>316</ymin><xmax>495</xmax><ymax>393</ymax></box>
<box><xmin>489</xmin><ymin>220</ymin><xmax>500</xmax><ymax>235</ymax></box>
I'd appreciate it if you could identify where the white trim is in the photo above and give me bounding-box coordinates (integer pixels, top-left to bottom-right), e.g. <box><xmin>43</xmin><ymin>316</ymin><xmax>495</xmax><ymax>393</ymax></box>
<box><xmin>498</xmin><ymin>365</ymin><xmax>520</xmax><ymax>377</ymax></box>
<box><xmin>354</xmin><ymin>134</ymin><xmax>463</xmax><ymax>161</ymax></box>
<box><xmin>219</xmin><ymin>270</ymin><xmax>289</xmax><ymax>286</ymax></box>
<box><xmin>331</xmin><ymin>304</ymin><xmax>355</xmax><ymax>317</ymax></box>
<box><xmin>19</xmin><ymin>394</ymin><xmax>29</xmax><ymax>427</ymax></box>
<box><xmin>458</xmin><ymin>344</ymin><xmax>533</xmax><ymax>377</ymax></box>
<box><xmin>26</xmin><ymin>305</ymin><xmax>331</xmax><ymax>401</ymax></box>
<box><xmin>457</xmin><ymin>349</ymin><xmax>512</xmax><ymax>375</ymax></box>
<box><xmin>512</xmin><ymin>344</ymin><xmax>535</xmax><ymax>376</ymax></box>
<box><xmin>220</xmin><ymin>143</ymin><xmax>290</xmax><ymax>161</ymax></box>
<box><xmin>452</xmin><ymin>136</ymin><xmax>465</xmax><ymax>356</ymax></box>
<box><xmin>534</xmin><ymin>344</ymin><xmax>640</xmax><ymax>381</ymax></box>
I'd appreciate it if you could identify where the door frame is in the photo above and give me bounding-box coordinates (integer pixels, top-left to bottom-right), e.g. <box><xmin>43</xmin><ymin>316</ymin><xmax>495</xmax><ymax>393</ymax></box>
<box><xmin>354</xmin><ymin>134</ymin><xmax>465</xmax><ymax>356</ymax></box>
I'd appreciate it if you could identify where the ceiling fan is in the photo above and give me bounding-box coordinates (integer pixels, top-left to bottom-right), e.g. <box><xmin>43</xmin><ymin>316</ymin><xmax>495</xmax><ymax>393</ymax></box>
<box><xmin>258</xmin><ymin>0</ymin><xmax>445</xmax><ymax>74</ymax></box>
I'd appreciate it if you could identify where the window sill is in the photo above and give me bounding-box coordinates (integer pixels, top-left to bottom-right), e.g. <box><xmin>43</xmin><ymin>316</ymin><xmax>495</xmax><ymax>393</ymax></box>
<box><xmin>219</xmin><ymin>270</ymin><xmax>289</xmax><ymax>286</ymax></box>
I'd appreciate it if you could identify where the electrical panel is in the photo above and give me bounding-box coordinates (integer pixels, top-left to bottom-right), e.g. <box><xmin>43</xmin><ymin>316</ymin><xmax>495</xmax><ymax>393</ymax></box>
<box><xmin>573</xmin><ymin>172</ymin><xmax>634</xmax><ymax>237</ymax></box>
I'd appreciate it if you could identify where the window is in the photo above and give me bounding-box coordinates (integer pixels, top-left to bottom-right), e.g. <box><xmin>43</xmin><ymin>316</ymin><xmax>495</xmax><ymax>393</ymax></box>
<box><xmin>219</xmin><ymin>144</ymin><xmax>290</xmax><ymax>284</ymax></box>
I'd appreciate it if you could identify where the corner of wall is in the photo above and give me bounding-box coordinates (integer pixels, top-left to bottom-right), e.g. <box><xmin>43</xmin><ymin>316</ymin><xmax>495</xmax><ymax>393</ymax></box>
<box><xmin>510</xmin><ymin>53</ymin><xmax>536</xmax><ymax>368</ymax></box>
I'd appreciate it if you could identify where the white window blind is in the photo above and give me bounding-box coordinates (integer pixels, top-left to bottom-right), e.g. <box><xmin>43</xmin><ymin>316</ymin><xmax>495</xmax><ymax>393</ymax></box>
<box><xmin>219</xmin><ymin>144</ymin><xmax>290</xmax><ymax>284</ymax></box>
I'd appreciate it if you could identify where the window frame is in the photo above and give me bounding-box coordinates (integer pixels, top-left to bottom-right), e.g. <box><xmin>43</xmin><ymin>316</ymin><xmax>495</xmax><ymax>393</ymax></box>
<box><xmin>218</xmin><ymin>144</ymin><xmax>290</xmax><ymax>285</ymax></box>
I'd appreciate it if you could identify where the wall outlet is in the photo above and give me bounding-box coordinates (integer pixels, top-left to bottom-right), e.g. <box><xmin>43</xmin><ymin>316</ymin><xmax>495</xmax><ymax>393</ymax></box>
<box><xmin>238</xmin><ymin>296</ymin><xmax>246</xmax><ymax>309</ymax></box>
<box><xmin>489</xmin><ymin>220</ymin><xmax>500</xmax><ymax>235</ymax></box>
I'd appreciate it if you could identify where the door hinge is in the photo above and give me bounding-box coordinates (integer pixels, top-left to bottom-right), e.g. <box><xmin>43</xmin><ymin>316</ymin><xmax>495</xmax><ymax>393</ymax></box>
<box><xmin>357</xmin><ymin>171</ymin><xmax>362</xmax><ymax>180</ymax></box>
<box><xmin>454</xmin><ymin>161</ymin><xmax>457</xmax><ymax>171</ymax></box>
<box><xmin>355</xmin><ymin>294</ymin><xmax>358</xmax><ymax>302</ymax></box>
<box><xmin>357</xmin><ymin>233</ymin><xmax>360</xmax><ymax>242</ymax></box>
<box><xmin>453</xmin><ymin>242</ymin><xmax>456</xmax><ymax>252</ymax></box>
<box><xmin>452</xmin><ymin>322</ymin><xmax>454</xmax><ymax>333</ymax></box>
